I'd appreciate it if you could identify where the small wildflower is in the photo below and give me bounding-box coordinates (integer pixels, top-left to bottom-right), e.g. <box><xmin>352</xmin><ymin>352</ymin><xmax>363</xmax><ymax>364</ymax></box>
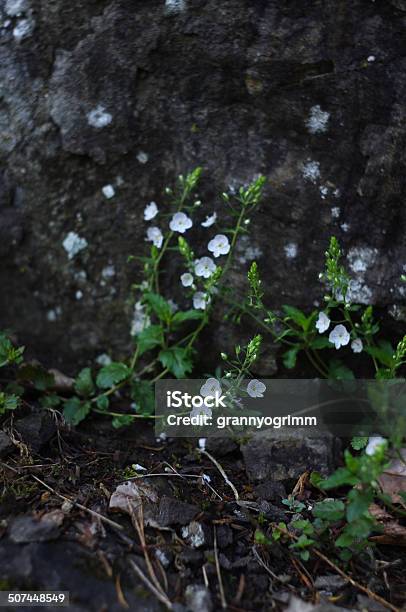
<box><xmin>169</xmin><ymin>212</ymin><xmax>193</xmax><ymax>233</ymax></box>
<box><xmin>201</xmin><ymin>213</ymin><xmax>217</xmax><ymax>228</ymax></box>
<box><xmin>194</xmin><ymin>257</ymin><xmax>216</xmax><ymax>278</ymax></box>
<box><xmin>146</xmin><ymin>226</ymin><xmax>163</xmax><ymax>248</ymax></box>
<box><xmin>190</xmin><ymin>405</ymin><xmax>212</xmax><ymax>420</ymax></box>
<box><xmin>181</xmin><ymin>272</ymin><xmax>194</xmax><ymax>287</ymax></box>
<box><xmin>193</xmin><ymin>292</ymin><xmax>208</xmax><ymax>310</ymax></box>
<box><xmin>328</xmin><ymin>324</ymin><xmax>350</xmax><ymax>349</ymax></box>
<box><xmin>351</xmin><ymin>338</ymin><xmax>363</xmax><ymax>353</ymax></box>
<box><xmin>365</xmin><ymin>436</ymin><xmax>387</xmax><ymax>456</ymax></box>
<box><xmin>200</xmin><ymin>378</ymin><xmax>222</xmax><ymax>397</ymax></box>
<box><xmin>208</xmin><ymin>234</ymin><xmax>230</xmax><ymax>258</ymax></box>
<box><xmin>247</xmin><ymin>379</ymin><xmax>266</xmax><ymax>398</ymax></box>
<box><xmin>144</xmin><ymin>201</ymin><xmax>158</xmax><ymax>221</ymax></box>
<box><xmin>316</xmin><ymin>312</ymin><xmax>330</xmax><ymax>333</ymax></box>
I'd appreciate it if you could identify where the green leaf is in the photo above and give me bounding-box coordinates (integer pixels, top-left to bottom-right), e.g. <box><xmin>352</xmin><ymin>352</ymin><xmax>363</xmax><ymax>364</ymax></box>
<box><xmin>0</xmin><ymin>393</ymin><xmax>19</xmax><ymax>413</ymax></box>
<box><xmin>136</xmin><ymin>325</ymin><xmax>164</xmax><ymax>356</ymax></box>
<box><xmin>351</xmin><ymin>436</ymin><xmax>368</xmax><ymax>450</ymax></box>
<box><xmin>63</xmin><ymin>398</ymin><xmax>91</xmax><ymax>426</ymax></box>
<box><xmin>74</xmin><ymin>367</ymin><xmax>95</xmax><ymax>397</ymax></box>
<box><xmin>112</xmin><ymin>415</ymin><xmax>134</xmax><ymax>429</ymax></box>
<box><xmin>283</xmin><ymin>347</ymin><xmax>300</xmax><ymax>369</ymax></box>
<box><xmin>18</xmin><ymin>363</ymin><xmax>55</xmax><ymax>391</ymax></box>
<box><xmin>144</xmin><ymin>293</ymin><xmax>172</xmax><ymax>323</ymax></box>
<box><xmin>96</xmin><ymin>362</ymin><xmax>130</xmax><ymax>389</ymax></box>
<box><xmin>282</xmin><ymin>305</ymin><xmax>308</xmax><ymax>329</ymax></box>
<box><xmin>313</xmin><ymin>499</ymin><xmax>345</xmax><ymax>521</ymax></box>
<box><xmin>39</xmin><ymin>394</ymin><xmax>61</xmax><ymax>408</ymax></box>
<box><xmin>364</xmin><ymin>341</ymin><xmax>394</xmax><ymax>367</ymax></box>
<box><xmin>0</xmin><ymin>334</ymin><xmax>24</xmax><ymax>367</ymax></box>
<box><xmin>310</xmin><ymin>336</ymin><xmax>332</xmax><ymax>350</ymax></box>
<box><xmin>328</xmin><ymin>359</ymin><xmax>355</xmax><ymax>380</ymax></box>
<box><xmin>346</xmin><ymin>488</ymin><xmax>374</xmax><ymax>522</ymax></box>
<box><xmin>171</xmin><ymin>310</ymin><xmax>204</xmax><ymax>326</ymax></box>
<box><xmin>309</xmin><ymin>471</ymin><xmax>324</xmax><ymax>488</ymax></box>
<box><xmin>96</xmin><ymin>395</ymin><xmax>109</xmax><ymax>411</ymax></box>
<box><xmin>158</xmin><ymin>347</ymin><xmax>193</xmax><ymax>378</ymax></box>
<box><xmin>131</xmin><ymin>381</ymin><xmax>155</xmax><ymax>416</ymax></box>
<box><xmin>320</xmin><ymin>467</ymin><xmax>359</xmax><ymax>490</ymax></box>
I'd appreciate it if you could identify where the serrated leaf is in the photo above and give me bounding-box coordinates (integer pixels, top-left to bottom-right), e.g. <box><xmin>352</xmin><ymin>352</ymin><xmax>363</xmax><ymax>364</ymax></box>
<box><xmin>320</xmin><ymin>467</ymin><xmax>359</xmax><ymax>490</ymax></box>
<box><xmin>313</xmin><ymin>499</ymin><xmax>345</xmax><ymax>521</ymax></box>
<box><xmin>18</xmin><ymin>363</ymin><xmax>55</xmax><ymax>391</ymax></box>
<box><xmin>136</xmin><ymin>325</ymin><xmax>164</xmax><ymax>356</ymax></box>
<box><xmin>131</xmin><ymin>381</ymin><xmax>155</xmax><ymax>416</ymax></box>
<box><xmin>144</xmin><ymin>293</ymin><xmax>172</xmax><ymax>323</ymax></box>
<box><xmin>171</xmin><ymin>310</ymin><xmax>204</xmax><ymax>326</ymax></box>
<box><xmin>283</xmin><ymin>347</ymin><xmax>300</xmax><ymax>369</ymax></box>
<box><xmin>282</xmin><ymin>305</ymin><xmax>308</xmax><ymax>329</ymax></box>
<box><xmin>74</xmin><ymin>367</ymin><xmax>95</xmax><ymax>397</ymax></box>
<box><xmin>112</xmin><ymin>415</ymin><xmax>134</xmax><ymax>429</ymax></box>
<box><xmin>96</xmin><ymin>395</ymin><xmax>109</xmax><ymax>411</ymax></box>
<box><xmin>96</xmin><ymin>362</ymin><xmax>130</xmax><ymax>389</ymax></box>
<box><xmin>40</xmin><ymin>394</ymin><xmax>61</xmax><ymax>408</ymax></box>
<box><xmin>328</xmin><ymin>359</ymin><xmax>355</xmax><ymax>381</ymax></box>
<box><xmin>351</xmin><ymin>436</ymin><xmax>368</xmax><ymax>450</ymax></box>
<box><xmin>63</xmin><ymin>398</ymin><xmax>91</xmax><ymax>426</ymax></box>
<box><xmin>346</xmin><ymin>488</ymin><xmax>374</xmax><ymax>522</ymax></box>
<box><xmin>158</xmin><ymin>347</ymin><xmax>193</xmax><ymax>378</ymax></box>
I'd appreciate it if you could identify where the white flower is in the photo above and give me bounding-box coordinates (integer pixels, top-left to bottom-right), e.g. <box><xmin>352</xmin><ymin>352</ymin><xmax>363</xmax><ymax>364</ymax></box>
<box><xmin>146</xmin><ymin>226</ymin><xmax>163</xmax><ymax>248</ymax></box>
<box><xmin>190</xmin><ymin>405</ymin><xmax>212</xmax><ymax>419</ymax></box>
<box><xmin>365</xmin><ymin>436</ymin><xmax>387</xmax><ymax>456</ymax></box>
<box><xmin>193</xmin><ymin>292</ymin><xmax>209</xmax><ymax>310</ymax></box>
<box><xmin>194</xmin><ymin>257</ymin><xmax>216</xmax><ymax>278</ymax></box>
<box><xmin>208</xmin><ymin>234</ymin><xmax>230</xmax><ymax>258</ymax></box>
<box><xmin>198</xmin><ymin>438</ymin><xmax>207</xmax><ymax>451</ymax></box>
<box><xmin>201</xmin><ymin>213</ymin><xmax>217</xmax><ymax>228</ymax></box>
<box><xmin>169</xmin><ymin>212</ymin><xmax>193</xmax><ymax>233</ymax></box>
<box><xmin>351</xmin><ymin>338</ymin><xmax>363</xmax><ymax>353</ymax></box>
<box><xmin>181</xmin><ymin>272</ymin><xmax>194</xmax><ymax>287</ymax></box>
<box><xmin>131</xmin><ymin>301</ymin><xmax>150</xmax><ymax>335</ymax></box>
<box><xmin>144</xmin><ymin>201</ymin><xmax>158</xmax><ymax>221</ymax></box>
<box><xmin>247</xmin><ymin>379</ymin><xmax>267</xmax><ymax>398</ymax></box>
<box><xmin>200</xmin><ymin>378</ymin><xmax>222</xmax><ymax>397</ymax></box>
<box><xmin>328</xmin><ymin>324</ymin><xmax>350</xmax><ymax>350</ymax></box>
<box><xmin>316</xmin><ymin>312</ymin><xmax>330</xmax><ymax>333</ymax></box>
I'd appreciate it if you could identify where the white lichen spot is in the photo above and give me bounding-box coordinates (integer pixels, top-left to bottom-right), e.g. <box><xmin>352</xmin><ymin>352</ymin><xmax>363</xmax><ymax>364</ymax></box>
<box><xmin>333</xmin><ymin>188</ymin><xmax>341</xmax><ymax>198</ymax></box>
<box><xmin>164</xmin><ymin>0</ymin><xmax>186</xmax><ymax>14</ymax></box>
<box><xmin>284</xmin><ymin>242</ymin><xmax>298</xmax><ymax>259</ymax></box>
<box><xmin>181</xmin><ymin>521</ymin><xmax>205</xmax><ymax>548</ymax></box>
<box><xmin>347</xmin><ymin>247</ymin><xmax>377</xmax><ymax>274</ymax></box>
<box><xmin>340</xmin><ymin>222</ymin><xmax>350</xmax><ymax>233</ymax></box>
<box><xmin>62</xmin><ymin>231</ymin><xmax>88</xmax><ymax>260</ymax></box>
<box><xmin>236</xmin><ymin>235</ymin><xmax>263</xmax><ymax>264</ymax></box>
<box><xmin>319</xmin><ymin>185</ymin><xmax>328</xmax><ymax>199</ymax></box>
<box><xmin>331</xmin><ymin>206</ymin><xmax>341</xmax><ymax>219</ymax></box>
<box><xmin>302</xmin><ymin>160</ymin><xmax>321</xmax><ymax>183</ymax></box>
<box><xmin>73</xmin><ymin>270</ymin><xmax>87</xmax><ymax>282</ymax></box>
<box><xmin>346</xmin><ymin>280</ymin><xmax>372</xmax><ymax>304</ymax></box>
<box><xmin>367</xmin><ymin>55</ymin><xmax>376</xmax><ymax>63</ymax></box>
<box><xmin>306</xmin><ymin>105</ymin><xmax>330</xmax><ymax>134</ymax></box>
<box><xmin>47</xmin><ymin>306</ymin><xmax>62</xmax><ymax>322</ymax></box>
<box><xmin>75</xmin><ymin>290</ymin><xmax>83</xmax><ymax>300</ymax></box>
<box><xmin>87</xmin><ymin>105</ymin><xmax>112</xmax><ymax>129</ymax></box>
<box><xmin>6</xmin><ymin>0</ymin><xmax>28</xmax><ymax>16</ymax></box>
<box><xmin>95</xmin><ymin>353</ymin><xmax>112</xmax><ymax>366</ymax></box>
<box><xmin>102</xmin><ymin>184</ymin><xmax>115</xmax><ymax>199</ymax></box>
<box><xmin>101</xmin><ymin>265</ymin><xmax>115</xmax><ymax>280</ymax></box>
<box><xmin>131</xmin><ymin>301</ymin><xmax>151</xmax><ymax>336</ymax></box>
<box><xmin>13</xmin><ymin>17</ymin><xmax>34</xmax><ymax>41</ymax></box>
<box><xmin>155</xmin><ymin>549</ymin><xmax>170</xmax><ymax>568</ymax></box>
<box><xmin>136</xmin><ymin>151</ymin><xmax>149</xmax><ymax>164</ymax></box>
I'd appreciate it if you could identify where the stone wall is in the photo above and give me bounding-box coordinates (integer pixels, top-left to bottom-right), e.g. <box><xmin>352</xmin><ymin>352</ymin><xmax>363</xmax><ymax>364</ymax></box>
<box><xmin>1</xmin><ymin>0</ymin><xmax>405</xmax><ymax>372</ymax></box>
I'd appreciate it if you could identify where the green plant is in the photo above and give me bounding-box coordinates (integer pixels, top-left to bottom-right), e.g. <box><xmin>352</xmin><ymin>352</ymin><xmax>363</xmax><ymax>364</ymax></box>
<box><xmin>0</xmin><ymin>333</ymin><xmax>24</xmax><ymax>417</ymax></box>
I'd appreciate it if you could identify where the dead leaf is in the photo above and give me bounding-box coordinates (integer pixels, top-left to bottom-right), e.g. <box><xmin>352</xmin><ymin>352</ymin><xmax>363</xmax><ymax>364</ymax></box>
<box><xmin>378</xmin><ymin>448</ymin><xmax>406</xmax><ymax>506</ymax></box>
<box><xmin>49</xmin><ymin>368</ymin><xmax>75</xmax><ymax>392</ymax></box>
<box><xmin>369</xmin><ymin>503</ymin><xmax>406</xmax><ymax>546</ymax></box>
<box><xmin>109</xmin><ymin>480</ymin><xmax>159</xmax><ymax>526</ymax></box>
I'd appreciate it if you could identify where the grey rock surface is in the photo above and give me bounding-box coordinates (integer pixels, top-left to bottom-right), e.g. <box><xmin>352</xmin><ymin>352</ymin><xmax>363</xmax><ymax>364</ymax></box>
<box><xmin>241</xmin><ymin>428</ymin><xmax>338</xmax><ymax>481</ymax></box>
<box><xmin>0</xmin><ymin>0</ymin><xmax>405</xmax><ymax>371</ymax></box>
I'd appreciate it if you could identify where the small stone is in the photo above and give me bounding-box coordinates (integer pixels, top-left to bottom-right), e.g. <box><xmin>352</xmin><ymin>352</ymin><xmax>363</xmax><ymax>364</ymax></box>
<box><xmin>185</xmin><ymin>584</ymin><xmax>212</xmax><ymax>612</ymax></box>
<box><xmin>157</xmin><ymin>496</ymin><xmax>198</xmax><ymax>527</ymax></box>
<box><xmin>9</xmin><ymin>513</ymin><xmax>62</xmax><ymax>543</ymax></box>
<box><xmin>254</xmin><ymin>481</ymin><xmax>287</xmax><ymax>502</ymax></box>
<box><xmin>181</xmin><ymin>521</ymin><xmax>205</xmax><ymax>548</ymax></box>
<box><xmin>102</xmin><ymin>184</ymin><xmax>115</xmax><ymax>199</ymax></box>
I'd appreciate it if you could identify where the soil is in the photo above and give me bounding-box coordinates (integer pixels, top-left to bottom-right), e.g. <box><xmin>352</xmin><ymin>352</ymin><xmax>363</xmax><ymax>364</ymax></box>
<box><xmin>0</xmin><ymin>411</ymin><xmax>405</xmax><ymax>612</ymax></box>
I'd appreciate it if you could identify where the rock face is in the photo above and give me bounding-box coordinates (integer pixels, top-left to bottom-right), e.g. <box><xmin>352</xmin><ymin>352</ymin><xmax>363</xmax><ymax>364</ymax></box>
<box><xmin>1</xmin><ymin>0</ymin><xmax>406</xmax><ymax>371</ymax></box>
